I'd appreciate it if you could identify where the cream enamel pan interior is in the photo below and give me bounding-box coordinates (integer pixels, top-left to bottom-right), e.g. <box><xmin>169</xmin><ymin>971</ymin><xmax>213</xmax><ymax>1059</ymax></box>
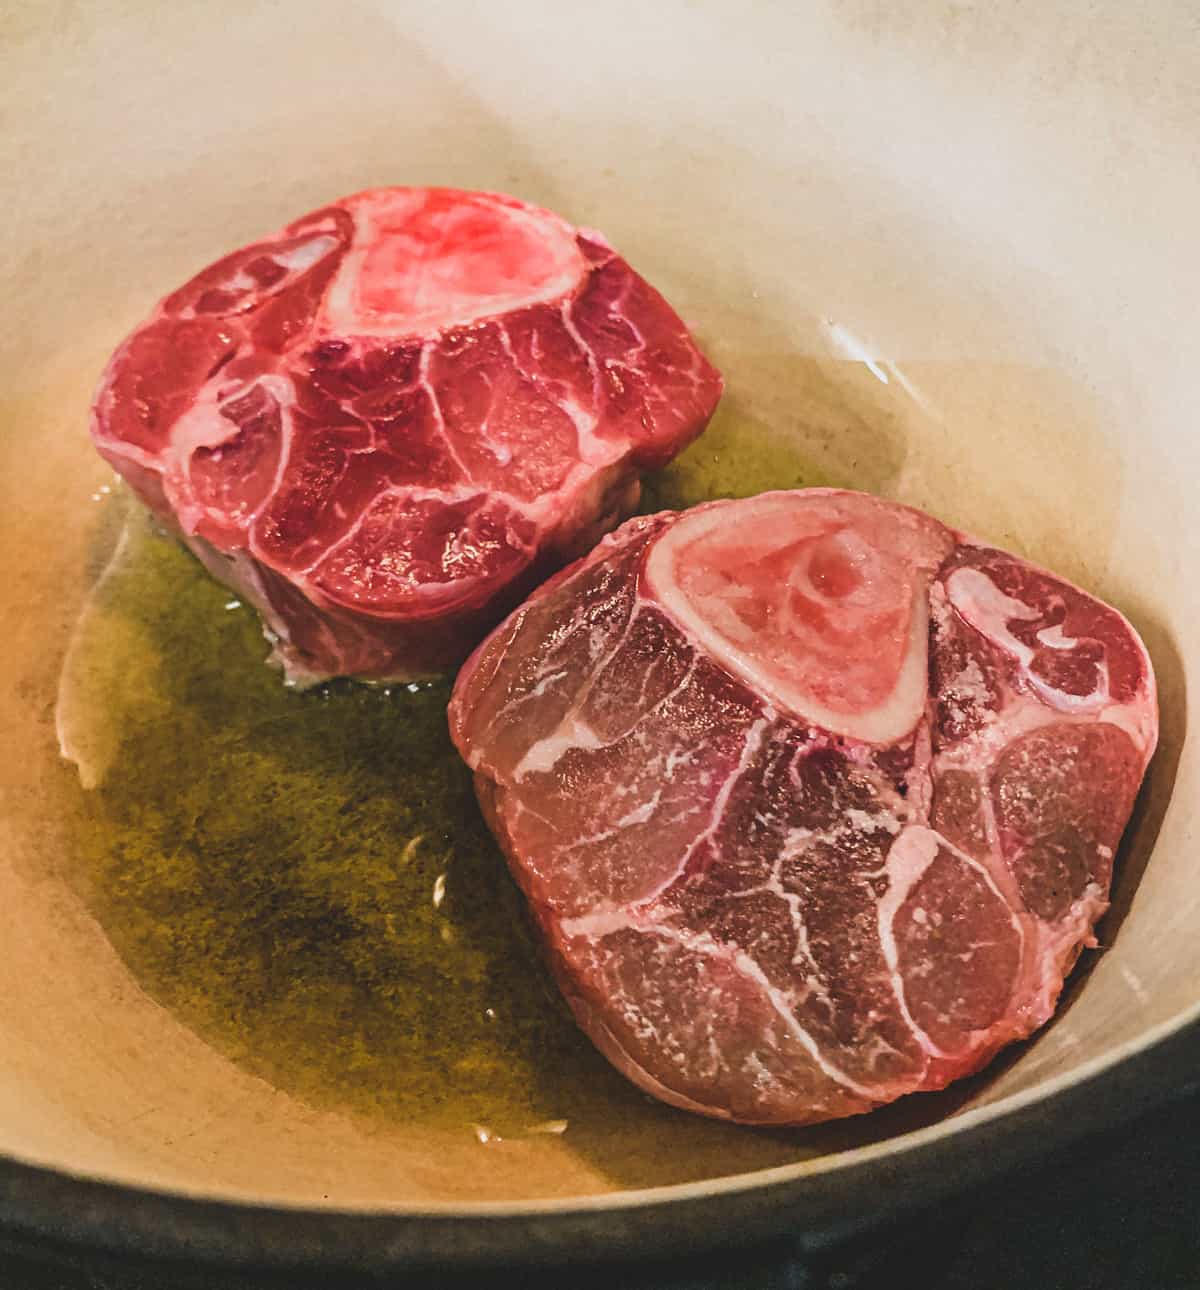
<box><xmin>1</xmin><ymin>0</ymin><xmax>1197</xmax><ymax>1270</ymax></box>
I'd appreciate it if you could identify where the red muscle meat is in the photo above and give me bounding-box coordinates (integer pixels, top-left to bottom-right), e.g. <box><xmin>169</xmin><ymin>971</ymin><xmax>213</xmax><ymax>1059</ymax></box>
<box><xmin>449</xmin><ymin>489</ymin><xmax>1158</xmax><ymax>1125</ymax></box>
<box><xmin>91</xmin><ymin>188</ymin><xmax>722</xmax><ymax>682</ymax></box>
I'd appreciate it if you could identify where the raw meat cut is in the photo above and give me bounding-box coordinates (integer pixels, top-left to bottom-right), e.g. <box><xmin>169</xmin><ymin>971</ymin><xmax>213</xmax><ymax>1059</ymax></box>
<box><xmin>90</xmin><ymin>188</ymin><xmax>722</xmax><ymax>683</ymax></box>
<box><xmin>449</xmin><ymin>489</ymin><xmax>1157</xmax><ymax>1125</ymax></box>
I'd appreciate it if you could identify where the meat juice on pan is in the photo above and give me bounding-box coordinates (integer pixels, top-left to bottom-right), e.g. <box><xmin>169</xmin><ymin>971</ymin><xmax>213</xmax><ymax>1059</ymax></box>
<box><xmin>450</xmin><ymin>489</ymin><xmax>1158</xmax><ymax>1126</ymax></box>
<box><xmin>90</xmin><ymin>188</ymin><xmax>722</xmax><ymax>684</ymax></box>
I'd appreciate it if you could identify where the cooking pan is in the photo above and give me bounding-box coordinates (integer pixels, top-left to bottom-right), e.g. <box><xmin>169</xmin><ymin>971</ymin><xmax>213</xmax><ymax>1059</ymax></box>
<box><xmin>1</xmin><ymin>0</ymin><xmax>1195</xmax><ymax>1276</ymax></box>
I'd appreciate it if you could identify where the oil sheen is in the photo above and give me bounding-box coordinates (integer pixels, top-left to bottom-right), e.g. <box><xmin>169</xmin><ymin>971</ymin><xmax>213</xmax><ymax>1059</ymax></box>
<box><xmin>49</xmin><ymin>354</ymin><xmax>1119</xmax><ymax>1169</ymax></box>
<box><xmin>54</xmin><ymin>445</ymin><xmax>808</xmax><ymax>1139</ymax></box>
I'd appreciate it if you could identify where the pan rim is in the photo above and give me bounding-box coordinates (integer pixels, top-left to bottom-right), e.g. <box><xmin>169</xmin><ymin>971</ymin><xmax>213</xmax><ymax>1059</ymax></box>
<box><xmin>1</xmin><ymin>996</ymin><xmax>1195</xmax><ymax>1269</ymax></box>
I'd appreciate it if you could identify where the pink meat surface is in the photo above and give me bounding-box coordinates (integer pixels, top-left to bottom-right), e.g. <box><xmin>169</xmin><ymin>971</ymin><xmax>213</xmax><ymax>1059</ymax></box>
<box><xmin>91</xmin><ymin>188</ymin><xmax>722</xmax><ymax>683</ymax></box>
<box><xmin>449</xmin><ymin>489</ymin><xmax>1158</xmax><ymax>1125</ymax></box>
